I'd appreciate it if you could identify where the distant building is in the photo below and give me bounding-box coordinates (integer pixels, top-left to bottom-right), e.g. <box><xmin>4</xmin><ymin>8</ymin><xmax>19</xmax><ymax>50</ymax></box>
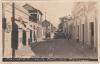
<box><xmin>42</xmin><ymin>19</ymin><xmax>56</xmax><ymax>39</ymax></box>
<box><xmin>72</xmin><ymin>2</ymin><xmax>97</xmax><ymax>50</ymax></box>
<box><xmin>59</xmin><ymin>16</ymin><xmax>73</xmax><ymax>39</ymax></box>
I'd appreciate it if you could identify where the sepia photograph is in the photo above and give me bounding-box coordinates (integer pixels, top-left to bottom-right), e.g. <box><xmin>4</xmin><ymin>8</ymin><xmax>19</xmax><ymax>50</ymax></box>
<box><xmin>2</xmin><ymin>0</ymin><xmax>98</xmax><ymax>62</ymax></box>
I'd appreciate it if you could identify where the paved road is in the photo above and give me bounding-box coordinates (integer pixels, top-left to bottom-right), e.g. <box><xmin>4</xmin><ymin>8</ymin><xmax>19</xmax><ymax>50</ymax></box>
<box><xmin>30</xmin><ymin>39</ymin><xmax>97</xmax><ymax>59</ymax></box>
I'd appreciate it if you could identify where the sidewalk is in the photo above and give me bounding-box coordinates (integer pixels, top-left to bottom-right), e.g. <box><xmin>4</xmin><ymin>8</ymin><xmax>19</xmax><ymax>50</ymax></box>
<box><xmin>68</xmin><ymin>39</ymin><xmax>98</xmax><ymax>59</ymax></box>
<box><xmin>15</xmin><ymin>39</ymin><xmax>48</xmax><ymax>58</ymax></box>
<box><xmin>15</xmin><ymin>46</ymin><xmax>34</xmax><ymax>58</ymax></box>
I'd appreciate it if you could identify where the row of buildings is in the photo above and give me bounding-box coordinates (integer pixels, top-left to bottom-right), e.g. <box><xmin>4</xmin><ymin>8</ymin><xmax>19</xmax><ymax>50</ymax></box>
<box><xmin>42</xmin><ymin>19</ymin><xmax>57</xmax><ymax>39</ymax></box>
<box><xmin>60</xmin><ymin>2</ymin><xmax>97</xmax><ymax>51</ymax></box>
<box><xmin>2</xmin><ymin>3</ymin><xmax>56</xmax><ymax>57</ymax></box>
<box><xmin>59</xmin><ymin>15</ymin><xmax>73</xmax><ymax>39</ymax></box>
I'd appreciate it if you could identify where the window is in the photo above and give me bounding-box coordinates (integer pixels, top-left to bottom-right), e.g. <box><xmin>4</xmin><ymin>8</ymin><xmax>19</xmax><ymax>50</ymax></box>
<box><xmin>29</xmin><ymin>14</ymin><xmax>37</xmax><ymax>22</ymax></box>
<box><xmin>90</xmin><ymin>22</ymin><xmax>94</xmax><ymax>36</ymax></box>
<box><xmin>2</xmin><ymin>17</ymin><xmax>6</xmax><ymax>29</ymax></box>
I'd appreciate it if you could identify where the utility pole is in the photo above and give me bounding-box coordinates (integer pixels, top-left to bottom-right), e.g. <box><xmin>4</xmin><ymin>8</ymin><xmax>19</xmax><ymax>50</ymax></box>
<box><xmin>11</xmin><ymin>2</ymin><xmax>18</xmax><ymax>58</ymax></box>
<box><xmin>12</xmin><ymin>2</ymin><xmax>15</xmax><ymax>58</ymax></box>
<box><xmin>2</xmin><ymin>3</ymin><xmax>6</xmax><ymax>57</ymax></box>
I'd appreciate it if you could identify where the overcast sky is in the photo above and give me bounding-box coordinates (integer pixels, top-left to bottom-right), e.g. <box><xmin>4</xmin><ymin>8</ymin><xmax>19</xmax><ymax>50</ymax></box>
<box><xmin>26</xmin><ymin>1</ymin><xmax>74</xmax><ymax>28</ymax></box>
<box><xmin>15</xmin><ymin>0</ymin><xmax>97</xmax><ymax>28</ymax></box>
<box><xmin>24</xmin><ymin>1</ymin><xmax>73</xmax><ymax>27</ymax></box>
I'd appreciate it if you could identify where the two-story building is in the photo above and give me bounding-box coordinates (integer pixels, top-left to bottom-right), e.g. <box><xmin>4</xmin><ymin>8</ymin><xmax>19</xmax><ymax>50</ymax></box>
<box><xmin>23</xmin><ymin>4</ymin><xmax>43</xmax><ymax>42</ymax></box>
<box><xmin>2</xmin><ymin>3</ymin><xmax>43</xmax><ymax>58</ymax></box>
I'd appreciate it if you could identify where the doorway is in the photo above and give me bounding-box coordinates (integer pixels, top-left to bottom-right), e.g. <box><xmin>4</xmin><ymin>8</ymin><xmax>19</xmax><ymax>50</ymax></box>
<box><xmin>22</xmin><ymin>30</ymin><xmax>26</xmax><ymax>46</ymax></box>
<box><xmin>82</xmin><ymin>24</ymin><xmax>84</xmax><ymax>44</ymax></box>
<box><xmin>90</xmin><ymin>22</ymin><xmax>94</xmax><ymax>49</ymax></box>
<box><xmin>30</xmin><ymin>30</ymin><xmax>32</xmax><ymax>43</ymax></box>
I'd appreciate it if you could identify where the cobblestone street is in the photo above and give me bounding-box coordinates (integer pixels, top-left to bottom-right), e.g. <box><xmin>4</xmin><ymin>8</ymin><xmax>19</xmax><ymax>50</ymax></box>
<box><xmin>29</xmin><ymin>39</ymin><xmax>97</xmax><ymax>59</ymax></box>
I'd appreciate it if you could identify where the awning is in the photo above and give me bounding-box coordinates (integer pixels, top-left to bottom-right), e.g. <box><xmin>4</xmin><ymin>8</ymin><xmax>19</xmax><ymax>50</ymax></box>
<box><xmin>16</xmin><ymin>21</ymin><xmax>35</xmax><ymax>31</ymax></box>
<box><xmin>25</xmin><ymin>23</ymin><xmax>33</xmax><ymax>30</ymax></box>
<box><xmin>15</xmin><ymin>21</ymin><xmax>27</xmax><ymax>31</ymax></box>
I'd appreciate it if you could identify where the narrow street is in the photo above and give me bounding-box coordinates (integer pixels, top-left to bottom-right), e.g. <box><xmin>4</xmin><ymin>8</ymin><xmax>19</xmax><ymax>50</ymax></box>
<box><xmin>2</xmin><ymin>2</ymin><xmax>98</xmax><ymax>62</ymax></box>
<box><xmin>30</xmin><ymin>39</ymin><xmax>97</xmax><ymax>59</ymax></box>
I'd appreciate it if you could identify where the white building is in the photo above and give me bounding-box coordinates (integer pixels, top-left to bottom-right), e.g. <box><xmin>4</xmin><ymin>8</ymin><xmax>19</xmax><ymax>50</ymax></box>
<box><xmin>23</xmin><ymin>4</ymin><xmax>43</xmax><ymax>42</ymax></box>
<box><xmin>72</xmin><ymin>2</ymin><xmax>97</xmax><ymax>50</ymax></box>
<box><xmin>2</xmin><ymin>3</ymin><xmax>44</xmax><ymax>58</ymax></box>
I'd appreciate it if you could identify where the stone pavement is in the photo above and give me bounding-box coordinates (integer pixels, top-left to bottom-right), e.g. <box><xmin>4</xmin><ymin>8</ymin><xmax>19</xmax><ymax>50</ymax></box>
<box><xmin>30</xmin><ymin>39</ymin><xmax>97</xmax><ymax>59</ymax></box>
<box><xmin>15</xmin><ymin>38</ymin><xmax>97</xmax><ymax>59</ymax></box>
<box><xmin>53</xmin><ymin>39</ymin><xmax>97</xmax><ymax>58</ymax></box>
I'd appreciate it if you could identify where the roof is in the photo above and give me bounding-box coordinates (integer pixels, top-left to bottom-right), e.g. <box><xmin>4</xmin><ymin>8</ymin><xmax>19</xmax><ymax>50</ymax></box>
<box><xmin>42</xmin><ymin>19</ymin><xmax>51</xmax><ymax>27</ymax></box>
<box><xmin>23</xmin><ymin>4</ymin><xmax>43</xmax><ymax>15</ymax></box>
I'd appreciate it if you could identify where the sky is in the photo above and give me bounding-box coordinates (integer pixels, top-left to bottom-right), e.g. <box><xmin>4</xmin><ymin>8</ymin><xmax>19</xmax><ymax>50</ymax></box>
<box><xmin>26</xmin><ymin>1</ymin><xmax>74</xmax><ymax>28</ymax></box>
<box><xmin>15</xmin><ymin>0</ymin><xmax>97</xmax><ymax>28</ymax></box>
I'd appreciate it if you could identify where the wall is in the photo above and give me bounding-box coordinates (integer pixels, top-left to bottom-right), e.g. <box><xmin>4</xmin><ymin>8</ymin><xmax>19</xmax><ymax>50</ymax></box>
<box><xmin>72</xmin><ymin>2</ymin><xmax>97</xmax><ymax>50</ymax></box>
<box><xmin>2</xmin><ymin>3</ymin><xmax>32</xmax><ymax>57</ymax></box>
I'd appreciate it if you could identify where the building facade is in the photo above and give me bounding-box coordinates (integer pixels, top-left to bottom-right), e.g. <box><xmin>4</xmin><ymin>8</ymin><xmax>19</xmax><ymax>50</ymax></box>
<box><xmin>2</xmin><ymin>3</ymin><xmax>43</xmax><ymax>57</ymax></box>
<box><xmin>72</xmin><ymin>2</ymin><xmax>97</xmax><ymax>50</ymax></box>
<box><xmin>42</xmin><ymin>20</ymin><xmax>56</xmax><ymax>39</ymax></box>
<box><xmin>23</xmin><ymin>4</ymin><xmax>43</xmax><ymax>42</ymax></box>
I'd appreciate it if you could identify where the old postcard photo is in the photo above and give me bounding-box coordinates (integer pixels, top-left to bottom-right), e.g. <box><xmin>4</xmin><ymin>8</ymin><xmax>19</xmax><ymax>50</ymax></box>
<box><xmin>1</xmin><ymin>0</ymin><xmax>99</xmax><ymax>63</ymax></box>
